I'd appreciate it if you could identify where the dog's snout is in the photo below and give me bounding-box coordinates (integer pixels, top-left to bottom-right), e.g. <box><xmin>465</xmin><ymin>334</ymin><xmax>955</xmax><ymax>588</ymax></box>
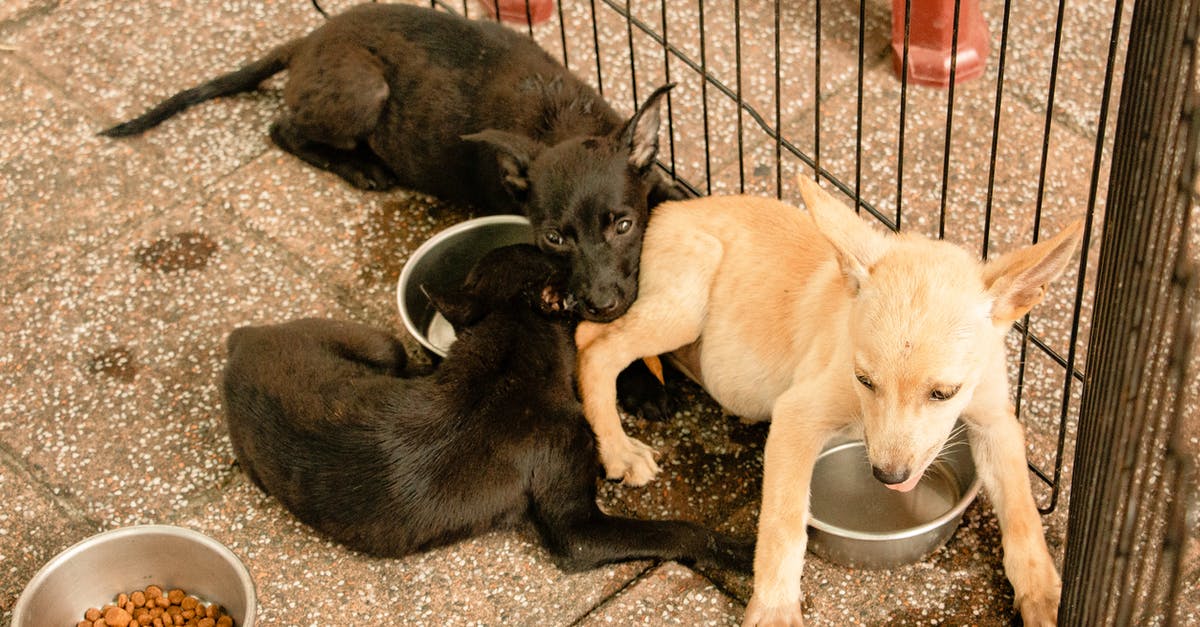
<box><xmin>585</xmin><ymin>298</ymin><xmax>619</xmax><ymax>317</ymax></box>
<box><xmin>871</xmin><ymin>465</ymin><xmax>911</xmax><ymax>486</ymax></box>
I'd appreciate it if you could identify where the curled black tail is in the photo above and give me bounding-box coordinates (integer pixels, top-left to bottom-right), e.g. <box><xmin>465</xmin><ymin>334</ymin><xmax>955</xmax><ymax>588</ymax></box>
<box><xmin>100</xmin><ymin>40</ymin><xmax>299</xmax><ymax>137</ymax></box>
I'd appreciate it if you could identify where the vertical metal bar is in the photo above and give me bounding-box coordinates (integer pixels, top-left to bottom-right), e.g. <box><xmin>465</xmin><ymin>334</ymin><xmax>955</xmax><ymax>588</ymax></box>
<box><xmin>589</xmin><ymin>0</ymin><xmax>605</xmax><ymax>96</ymax></box>
<box><xmin>982</xmin><ymin>0</ymin><xmax>1014</xmax><ymax>260</ymax></box>
<box><xmin>1060</xmin><ymin>0</ymin><xmax>1200</xmax><ymax>621</ymax></box>
<box><xmin>1146</xmin><ymin>15</ymin><xmax>1199</xmax><ymax>623</ymax></box>
<box><xmin>1080</xmin><ymin>7</ymin><xmax>1181</xmax><ymax>588</ymax></box>
<box><xmin>659</xmin><ymin>0</ymin><xmax>677</xmax><ymax>179</ymax></box>
<box><xmin>1110</xmin><ymin>3</ymin><xmax>1193</xmax><ymax>619</ymax></box>
<box><xmin>854</xmin><ymin>0</ymin><xmax>866</xmax><ymax>212</ymax></box>
<box><xmin>735</xmin><ymin>0</ymin><xmax>746</xmax><ymax>193</ymax></box>
<box><xmin>625</xmin><ymin>0</ymin><xmax>639</xmax><ymax>109</ymax></box>
<box><xmin>774</xmin><ymin>0</ymin><xmax>783</xmax><ymax>198</ymax></box>
<box><xmin>557</xmin><ymin>0</ymin><xmax>570</xmax><ymax>68</ymax></box>
<box><xmin>699</xmin><ymin>0</ymin><xmax>712</xmax><ymax>194</ymax></box>
<box><xmin>814</xmin><ymin>0</ymin><xmax>822</xmax><ymax>181</ymax></box>
<box><xmin>524</xmin><ymin>0</ymin><xmax>534</xmax><ymax>37</ymax></box>
<box><xmin>1014</xmin><ymin>0</ymin><xmax>1068</xmax><ymax>421</ymax></box>
<box><xmin>896</xmin><ymin>0</ymin><xmax>912</xmax><ymax>229</ymax></box>
<box><xmin>1039</xmin><ymin>0</ymin><xmax>1127</xmax><ymax>518</ymax></box>
<box><xmin>1073</xmin><ymin>3</ymin><xmax>1172</xmax><ymax>615</ymax></box>
<box><xmin>937</xmin><ymin>0</ymin><xmax>963</xmax><ymax>240</ymax></box>
<box><xmin>493</xmin><ymin>0</ymin><xmax>502</xmax><ymax>22</ymax></box>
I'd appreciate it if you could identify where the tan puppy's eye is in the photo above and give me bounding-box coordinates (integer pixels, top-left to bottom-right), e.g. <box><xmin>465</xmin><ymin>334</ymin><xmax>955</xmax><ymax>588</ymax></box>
<box><xmin>855</xmin><ymin>373</ymin><xmax>874</xmax><ymax>391</ymax></box>
<box><xmin>929</xmin><ymin>385</ymin><xmax>960</xmax><ymax>401</ymax></box>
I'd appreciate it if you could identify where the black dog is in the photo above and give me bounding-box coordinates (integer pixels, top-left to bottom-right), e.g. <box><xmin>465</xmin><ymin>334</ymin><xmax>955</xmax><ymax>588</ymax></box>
<box><xmin>221</xmin><ymin>245</ymin><xmax>750</xmax><ymax>571</ymax></box>
<box><xmin>103</xmin><ymin>3</ymin><xmax>683</xmax><ymax>322</ymax></box>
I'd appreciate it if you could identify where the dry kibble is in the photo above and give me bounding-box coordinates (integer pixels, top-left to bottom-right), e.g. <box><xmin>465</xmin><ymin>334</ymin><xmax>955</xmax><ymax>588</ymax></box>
<box><xmin>78</xmin><ymin>587</ymin><xmax>233</xmax><ymax>627</ymax></box>
<box><xmin>105</xmin><ymin>606</ymin><xmax>133</xmax><ymax>627</ymax></box>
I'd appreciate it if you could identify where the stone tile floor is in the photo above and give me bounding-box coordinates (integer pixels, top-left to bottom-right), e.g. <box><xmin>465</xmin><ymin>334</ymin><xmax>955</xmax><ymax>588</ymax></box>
<box><xmin>2</xmin><ymin>0</ymin><xmax>1196</xmax><ymax>625</ymax></box>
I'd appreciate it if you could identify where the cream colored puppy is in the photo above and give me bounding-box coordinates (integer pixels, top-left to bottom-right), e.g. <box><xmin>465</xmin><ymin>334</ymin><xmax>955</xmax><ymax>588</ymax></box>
<box><xmin>575</xmin><ymin>176</ymin><xmax>1082</xmax><ymax>626</ymax></box>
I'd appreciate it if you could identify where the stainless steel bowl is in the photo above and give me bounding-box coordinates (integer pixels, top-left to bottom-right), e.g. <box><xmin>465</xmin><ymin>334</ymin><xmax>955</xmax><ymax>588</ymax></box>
<box><xmin>397</xmin><ymin>215</ymin><xmax>534</xmax><ymax>356</ymax></box>
<box><xmin>12</xmin><ymin>525</ymin><xmax>257</xmax><ymax>627</ymax></box>
<box><xmin>807</xmin><ymin>425</ymin><xmax>980</xmax><ymax>568</ymax></box>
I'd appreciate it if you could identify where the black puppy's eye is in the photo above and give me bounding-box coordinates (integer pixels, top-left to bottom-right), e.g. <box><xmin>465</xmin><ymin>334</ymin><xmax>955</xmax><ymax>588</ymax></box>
<box><xmin>544</xmin><ymin>230</ymin><xmax>564</xmax><ymax>247</ymax></box>
<box><xmin>615</xmin><ymin>218</ymin><xmax>633</xmax><ymax>234</ymax></box>
<box><xmin>855</xmin><ymin>373</ymin><xmax>874</xmax><ymax>391</ymax></box>
<box><xmin>930</xmin><ymin>385</ymin><xmax>960</xmax><ymax>402</ymax></box>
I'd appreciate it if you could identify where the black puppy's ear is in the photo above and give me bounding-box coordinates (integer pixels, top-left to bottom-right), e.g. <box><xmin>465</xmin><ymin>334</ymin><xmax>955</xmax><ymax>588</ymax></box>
<box><xmin>424</xmin><ymin>285</ymin><xmax>485</xmax><ymax>329</ymax></box>
<box><xmin>618</xmin><ymin>83</ymin><xmax>674</xmax><ymax>171</ymax></box>
<box><xmin>462</xmin><ymin>130</ymin><xmax>543</xmax><ymax>202</ymax></box>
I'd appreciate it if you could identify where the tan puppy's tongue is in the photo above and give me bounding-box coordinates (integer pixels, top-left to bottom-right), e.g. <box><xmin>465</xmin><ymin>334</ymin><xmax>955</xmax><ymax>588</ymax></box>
<box><xmin>884</xmin><ymin>472</ymin><xmax>923</xmax><ymax>493</ymax></box>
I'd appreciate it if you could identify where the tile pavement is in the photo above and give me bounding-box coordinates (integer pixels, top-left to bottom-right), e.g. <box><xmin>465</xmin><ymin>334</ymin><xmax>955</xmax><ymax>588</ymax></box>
<box><xmin>2</xmin><ymin>0</ymin><xmax>1195</xmax><ymax>625</ymax></box>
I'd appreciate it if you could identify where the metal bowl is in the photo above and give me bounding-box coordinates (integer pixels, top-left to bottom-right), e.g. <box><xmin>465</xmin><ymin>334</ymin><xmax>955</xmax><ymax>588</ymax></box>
<box><xmin>807</xmin><ymin>424</ymin><xmax>980</xmax><ymax>568</ymax></box>
<box><xmin>11</xmin><ymin>525</ymin><xmax>256</xmax><ymax>627</ymax></box>
<box><xmin>397</xmin><ymin>215</ymin><xmax>534</xmax><ymax>356</ymax></box>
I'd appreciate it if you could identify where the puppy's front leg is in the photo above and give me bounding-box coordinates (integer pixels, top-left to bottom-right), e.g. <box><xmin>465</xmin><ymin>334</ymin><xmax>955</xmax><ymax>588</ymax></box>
<box><xmin>577</xmin><ymin>321</ymin><xmax>664</xmax><ymax>486</ymax></box>
<box><xmin>966</xmin><ymin>372</ymin><xmax>1061</xmax><ymax>626</ymax></box>
<box><xmin>744</xmin><ymin>385</ymin><xmax>842</xmax><ymax>627</ymax></box>
<box><xmin>576</xmin><ymin>228</ymin><xmax>722</xmax><ymax>486</ymax></box>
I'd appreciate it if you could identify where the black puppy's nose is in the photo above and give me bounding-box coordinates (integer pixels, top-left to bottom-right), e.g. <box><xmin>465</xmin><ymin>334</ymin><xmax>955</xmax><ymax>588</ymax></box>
<box><xmin>871</xmin><ymin>465</ymin><xmax>910</xmax><ymax>486</ymax></box>
<box><xmin>585</xmin><ymin>298</ymin><xmax>620</xmax><ymax>317</ymax></box>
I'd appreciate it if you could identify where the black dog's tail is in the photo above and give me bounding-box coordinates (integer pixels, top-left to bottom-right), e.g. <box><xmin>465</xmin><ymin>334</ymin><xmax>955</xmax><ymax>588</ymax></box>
<box><xmin>100</xmin><ymin>39</ymin><xmax>301</xmax><ymax>137</ymax></box>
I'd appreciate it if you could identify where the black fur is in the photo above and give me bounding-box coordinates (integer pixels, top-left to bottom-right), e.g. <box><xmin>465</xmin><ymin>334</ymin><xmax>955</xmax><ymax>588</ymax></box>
<box><xmin>103</xmin><ymin>3</ymin><xmax>686</xmax><ymax>322</ymax></box>
<box><xmin>221</xmin><ymin>245</ymin><xmax>751</xmax><ymax>572</ymax></box>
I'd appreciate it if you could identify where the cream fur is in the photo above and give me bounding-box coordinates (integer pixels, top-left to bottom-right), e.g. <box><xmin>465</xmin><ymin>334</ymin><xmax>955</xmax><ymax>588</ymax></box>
<box><xmin>575</xmin><ymin>176</ymin><xmax>1083</xmax><ymax>626</ymax></box>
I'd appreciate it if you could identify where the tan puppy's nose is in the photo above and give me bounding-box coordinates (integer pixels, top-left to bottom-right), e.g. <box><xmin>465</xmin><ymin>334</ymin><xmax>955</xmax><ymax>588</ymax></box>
<box><xmin>871</xmin><ymin>465</ymin><xmax>910</xmax><ymax>486</ymax></box>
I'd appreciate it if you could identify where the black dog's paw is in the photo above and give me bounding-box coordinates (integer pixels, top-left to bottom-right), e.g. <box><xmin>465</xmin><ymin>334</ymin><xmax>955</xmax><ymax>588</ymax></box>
<box><xmin>344</xmin><ymin>164</ymin><xmax>398</xmax><ymax>191</ymax></box>
<box><xmin>617</xmin><ymin>359</ymin><xmax>672</xmax><ymax>422</ymax></box>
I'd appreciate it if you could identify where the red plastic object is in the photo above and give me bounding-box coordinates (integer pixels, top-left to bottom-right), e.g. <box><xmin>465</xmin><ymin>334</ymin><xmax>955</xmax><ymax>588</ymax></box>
<box><xmin>476</xmin><ymin>0</ymin><xmax>555</xmax><ymax>26</ymax></box>
<box><xmin>891</xmin><ymin>0</ymin><xmax>990</xmax><ymax>88</ymax></box>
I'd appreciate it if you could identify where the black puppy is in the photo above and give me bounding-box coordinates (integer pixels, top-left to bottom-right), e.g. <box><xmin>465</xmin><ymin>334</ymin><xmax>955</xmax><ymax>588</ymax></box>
<box><xmin>104</xmin><ymin>3</ymin><xmax>683</xmax><ymax>322</ymax></box>
<box><xmin>221</xmin><ymin>245</ymin><xmax>750</xmax><ymax>571</ymax></box>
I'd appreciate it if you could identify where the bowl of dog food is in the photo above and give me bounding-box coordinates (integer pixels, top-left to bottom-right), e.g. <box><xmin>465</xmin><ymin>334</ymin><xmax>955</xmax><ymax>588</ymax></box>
<box><xmin>11</xmin><ymin>524</ymin><xmax>256</xmax><ymax>627</ymax></box>
<box><xmin>807</xmin><ymin>423</ymin><xmax>980</xmax><ymax>568</ymax></box>
<box><xmin>398</xmin><ymin>214</ymin><xmax>534</xmax><ymax>357</ymax></box>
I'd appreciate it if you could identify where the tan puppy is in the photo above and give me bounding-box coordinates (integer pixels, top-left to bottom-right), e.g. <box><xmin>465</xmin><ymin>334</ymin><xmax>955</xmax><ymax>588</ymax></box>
<box><xmin>575</xmin><ymin>176</ymin><xmax>1083</xmax><ymax>626</ymax></box>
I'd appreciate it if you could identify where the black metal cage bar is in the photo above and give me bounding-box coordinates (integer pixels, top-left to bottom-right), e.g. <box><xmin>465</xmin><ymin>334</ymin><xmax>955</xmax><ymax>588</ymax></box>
<box><xmin>1060</xmin><ymin>0</ymin><xmax>1199</xmax><ymax>623</ymax></box>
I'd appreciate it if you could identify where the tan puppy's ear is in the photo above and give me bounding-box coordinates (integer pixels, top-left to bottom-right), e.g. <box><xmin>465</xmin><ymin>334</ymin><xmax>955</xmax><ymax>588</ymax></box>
<box><xmin>983</xmin><ymin>218</ymin><xmax>1085</xmax><ymax>324</ymax></box>
<box><xmin>797</xmin><ymin>174</ymin><xmax>889</xmax><ymax>294</ymax></box>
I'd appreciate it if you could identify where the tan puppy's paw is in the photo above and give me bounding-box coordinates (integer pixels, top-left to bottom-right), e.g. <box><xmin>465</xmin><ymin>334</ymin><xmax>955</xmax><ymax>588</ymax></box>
<box><xmin>742</xmin><ymin>596</ymin><xmax>805</xmax><ymax>627</ymax></box>
<box><xmin>598</xmin><ymin>434</ymin><xmax>660</xmax><ymax>486</ymax></box>
<box><xmin>1016</xmin><ymin>587</ymin><xmax>1060</xmax><ymax>627</ymax></box>
<box><xmin>1008</xmin><ymin>552</ymin><xmax>1060</xmax><ymax>626</ymax></box>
